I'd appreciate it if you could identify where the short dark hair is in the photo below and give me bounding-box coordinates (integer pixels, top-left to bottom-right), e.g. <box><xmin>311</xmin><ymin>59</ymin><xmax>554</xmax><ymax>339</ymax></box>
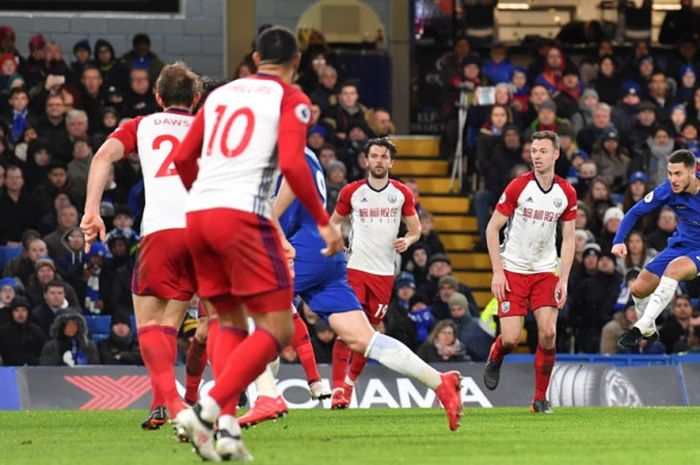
<box><xmin>668</xmin><ymin>149</ymin><xmax>696</xmax><ymax>168</ymax></box>
<box><xmin>9</xmin><ymin>86</ymin><xmax>29</xmax><ymax>99</ymax></box>
<box><xmin>531</xmin><ymin>130</ymin><xmax>560</xmax><ymax>150</ymax></box>
<box><xmin>255</xmin><ymin>26</ymin><xmax>298</xmax><ymax>66</ymax></box>
<box><xmin>364</xmin><ymin>137</ymin><xmax>397</xmax><ymax>159</ymax></box>
<box><xmin>44</xmin><ymin>279</ymin><xmax>65</xmax><ymax>291</ymax></box>
<box><xmin>339</xmin><ymin>81</ymin><xmax>359</xmax><ymax>92</ymax></box>
<box><xmin>132</xmin><ymin>33</ymin><xmax>150</xmax><ymax>47</ymax></box>
<box><xmin>155</xmin><ymin>61</ymin><xmax>201</xmax><ymax>108</ymax></box>
<box><xmin>81</xmin><ymin>64</ymin><xmax>101</xmax><ymax>76</ymax></box>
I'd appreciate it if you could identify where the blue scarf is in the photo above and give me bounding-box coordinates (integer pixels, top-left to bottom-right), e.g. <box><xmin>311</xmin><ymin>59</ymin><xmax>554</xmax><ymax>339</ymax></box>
<box><xmin>11</xmin><ymin>108</ymin><xmax>27</xmax><ymax>142</ymax></box>
<box><xmin>84</xmin><ymin>264</ymin><xmax>101</xmax><ymax>314</ymax></box>
<box><xmin>408</xmin><ymin>307</ymin><xmax>435</xmax><ymax>343</ymax></box>
<box><xmin>71</xmin><ymin>339</ymin><xmax>88</xmax><ymax>365</ymax></box>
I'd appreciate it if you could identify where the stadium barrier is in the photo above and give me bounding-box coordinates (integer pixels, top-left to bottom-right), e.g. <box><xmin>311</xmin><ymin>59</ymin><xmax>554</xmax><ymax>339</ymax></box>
<box><xmin>1</xmin><ymin>358</ymin><xmax>699</xmax><ymax>410</ymax></box>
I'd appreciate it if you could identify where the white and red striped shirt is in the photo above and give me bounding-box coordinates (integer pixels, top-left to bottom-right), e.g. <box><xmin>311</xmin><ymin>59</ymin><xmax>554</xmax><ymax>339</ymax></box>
<box><xmin>173</xmin><ymin>74</ymin><xmax>328</xmax><ymax>225</ymax></box>
<box><xmin>496</xmin><ymin>172</ymin><xmax>577</xmax><ymax>273</ymax></box>
<box><xmin>109</xmin><ymin>109</ymin><xmax>193</xmax><ymax>236</ymax></box>
<box><xmin>335</xmin><ymin>179</ymin><xmax>416</xmax><ymax>276</ymax></box>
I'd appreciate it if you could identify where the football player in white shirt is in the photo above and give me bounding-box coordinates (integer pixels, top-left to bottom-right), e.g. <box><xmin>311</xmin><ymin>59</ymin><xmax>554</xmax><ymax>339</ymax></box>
<box><xmin>80</xmin><ymin>62</ymin><xmax>201</xmax><ymax>429</ymax></box>
<box><xmin>483</xmin><ymin>130</ymin><xmax>577</xmax><ymax>414</ymax></box>
<box><xmin>329</xmin><ymin>137</ymin><xmax>422</xmax><ymax>408</ymax></box>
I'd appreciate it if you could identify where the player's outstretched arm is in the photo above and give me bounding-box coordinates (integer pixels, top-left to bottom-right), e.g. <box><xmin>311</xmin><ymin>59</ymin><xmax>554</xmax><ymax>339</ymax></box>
<box><xmin>486</xmin><ymin>210</ymin><xmax>510</xmax><ymax>301</ymax></box>
<box><xmin>396</xmin><ymin>213</ymin><xmax>421</xmax><ymax>252</ymax></box>
<box><xmin>81</xmin><ymin>138</ymin><xmax>125</xmax><ymax>251</ymax></box>
<box><xmin>556</xmin><ymin>219</ymin><xmax>576</xmax><ymax>308</ymax></box>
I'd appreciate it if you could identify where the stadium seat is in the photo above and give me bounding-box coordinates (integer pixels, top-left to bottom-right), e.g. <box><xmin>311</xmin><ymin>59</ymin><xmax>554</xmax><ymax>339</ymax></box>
<box><xmin>85</xmin><ymin>315</ymin><xmax>112</xmax><ymax>340</ymax></box>
<box><xmin>0</xmin><ymin>245</ymin><xmax>22</xmax><ymax>271</ymax></box>
<box><xmin>91</xmin><ymin>333</ymin><xmax>110</xmax><ymax>343</ymax></box>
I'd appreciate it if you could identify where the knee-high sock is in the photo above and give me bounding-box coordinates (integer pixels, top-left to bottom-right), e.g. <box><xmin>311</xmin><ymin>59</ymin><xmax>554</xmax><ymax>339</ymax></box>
<box><xmin>202</xmin><ymin>330</ymin><xmax>281</xmax><ymax>423</ymax></box>
<box><xmin>255</xmin><ymin>362</ymin><xmax>280</xmax><ymax>398</ymax></box>
<box><xmin>206</xmin><ymin>318</ymin><xmax>220</xmax><ymax>371</ymax></box>
<box><xmin>160</xmin><ymin>325</ymin><xmax>184</xmax><ymax>416</ymax></box>
<box><xmin>213</xmin><ymin>326</ymin><xmax>248</xmax><ymax>416</ymax></box>
<box><xmin>635</xmin><ymin>276</ymin><xmax>678</xmax><ymax>334</ymax></box>
<box><xmin>365</xmin><ymin>332</ymin><xmax>441</xmax><ymax>389</ymax></box>
<box><xmin>138</xmin><ymin>325</ymin><xmax>165</xmax><ymax>409</ymax></box>
<box><xmin>332</xmin><ymin>338</ymin><xmax>352</xmax><ymax>388</ymax></box>
<box><xmin>632</xmin><ymin>294</ymin><xmax>650</xmax><ymax>320</ymax></box>
<box><xmin>533</xmin><ymin>345</ymin><xmax>556</xmax><ymax>401</ymax></box>
<box><xmin>185</xmin><ymin>338</ymin><xmax>208</xmax><ymax>404</ymax></box>
<box><xmin>347</xmin><ymin>352</ymin><xmax>367</xmax><ymax>384</ymax></box>
<box><xmin>291</xmin><ymin>312</ymin><xmax>321</xmax><ymax>384</ymax></box>
<box><xmin>488</xmin><ymin>335</ymin><xmax>514</xmax><ymax>364</ymax></box>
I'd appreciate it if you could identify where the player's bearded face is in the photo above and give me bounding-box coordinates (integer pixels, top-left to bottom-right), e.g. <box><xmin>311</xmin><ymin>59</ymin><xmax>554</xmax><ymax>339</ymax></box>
<box><xmin>668</xmin><ymin>164</ymin><xmax>695</xmax><ymax>193</ymax></box>
<box><xmin>367</xmin><ymin>149</ymin><xmax>393</xmax><ymax>178</ymax></box>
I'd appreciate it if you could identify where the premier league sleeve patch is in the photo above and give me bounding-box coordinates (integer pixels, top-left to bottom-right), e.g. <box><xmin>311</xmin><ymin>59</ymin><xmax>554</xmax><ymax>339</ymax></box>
<box><xmin>294</xmin><ymin>103</ymin><xmax>311</xmax><ymax>124</ymax></box>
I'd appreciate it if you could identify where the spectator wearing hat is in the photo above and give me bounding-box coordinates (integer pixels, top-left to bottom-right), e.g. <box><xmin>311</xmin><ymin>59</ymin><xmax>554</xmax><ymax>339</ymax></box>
<box><xmin>402</xmin><ymin>242</ymin><xmax>430</xmax><ymax>287</ymax></box>
<box><xmin>569</xmin><ymin>242</ymin><xmax>601</xmax><ymax>292</ymax></box>
<box><xmin>599</xmin><ymin>206</ymin><xmax>624</xmax><ymax>252</ymax></box>
<box><xmin>406</xmin><ymin>293</ymin><xmax>435</xmax><ymax>348</ymax></box>
<box><xmin>325</xmin><ymin>159</ymin><xmax>347</xmax><ymax>214</ymax></box>
<box><xmin>93</xmin><ymin>39</ymin><xmax>127</xmax><ymax>93</ymax></box>
<box><xmin>0</xmin><ymin>277</ymin><xmax>19</xmax><ymax>324</ymax></box>
<box><xmin>0</xmin><ymin>297</ymin><xmax>47</xmax><ymax>365</ymax></box>
<box><xmin>70</xmin><ymin>39</ymin><xmax>94</xmax><ymax>83</ymax></box>
<box><xmin>384</xmin><ymin>272</ymin><xmax>418</xmax><ymax>348</ymax></box>
<box><xmin>20</xmin><ymin>34</ymin><xmax>47</xmax><ymax>92</ymax></box>
<box><xmin>0</xmin><ymin>51</ymin><xmax>22</xmax><ymax>97</ymax></box>
<box><xmin>523</xmin><ymin>99</ymin><xmax>572</xmax><ymax>141</ymax></box>
<box><xmin>646</xmin><ymin>206</ymin><xmax>677</xmax><ymax>252</ymax></box>
<box><xmin>553</xmin><ymin>68</ymin><xmax>584</xmax><ymax>120</ymax></box>
<box><xmin>417</xmin><ymin>320</ymin><xmax>466</xmax><ymax>363</ymax></box>
<box><xmin>633</xmin><ymin>125</ymin><xmax>677</xmax><ymax>186</ymax></box>
<box><xmin>570</xmin><ymin>249</ymin><xmax>621</xmax><ymax>353</ymax></box>
<box><xmin>449</xmin><ymin>292</ymin><xmax>495</xmax><ymax>361</ymax></box>
<box><xmin>623</xmin><ymin>100</ymin><xmax>658</xmax><ymax>156</ymax></box>
<box><xmin>612</xmin><ymin>81</ymin><xmax>642</xmax><ymax>133</ymax></box>
<box><xmin>569</xmin><ymin>88</ymin><xmax>599</xmax><ymax>136</ymax></box>
<box><xmin>307</xmin><ymin>124</ymin><xmax>327</xmax><ymax>153</ymax></box>
<box><xmin>98</xmin><ymin>312</ymin><xmax>142</xmax><ymax>365</ymax></box>
<box><xmin>675</xmin><ymin>65</ymin><xmax>697</xmax><ymax>105</ymax></box>
<box><xmin>92</xmin><ymin>106</ymin><xmax>121</xmax><ymax>149</ymax></box>
<box><xmin>30</xmin><ymin>279</ymin><xmax>77</xmax><ymax>335</ymax></box>
<box><xmin>0</xmin><ymin>25</ymin><xmax>22</xmax><ymax>64</ymax></box>
<box><xmin>310</xmin><ymin>319</ymin><xmax>335</xmax><ymax>364</ymax></box>
<box><xmin>622</xmin><ymin>171</ymin><xmax>657</xmax><ymax>233</ymax></box>
<box><xmin>590</xmin><ymin>129</ymin><xmax>630</xmax><ymax>193</ymax></box>
<box><xmin>25</xmin><ymin>256</ymin><xmax>80</xmax><ymax>309</ymax></box>
<box><xmin>39</xmin><ymin>309</ymin><xmax>98</xmax><ymax>366</ymax></box>
<box><xmin>121</xmin><ymin>33</ymin><xmax>165</xmax><ymax>84</ymax></box>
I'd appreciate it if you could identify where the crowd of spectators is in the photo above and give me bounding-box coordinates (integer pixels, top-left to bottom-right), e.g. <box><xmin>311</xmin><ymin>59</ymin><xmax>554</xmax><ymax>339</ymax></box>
<box><xmin>1</xmin><ymin>19</ymin><xmax>699</xmax><ymax>368</ymax></box>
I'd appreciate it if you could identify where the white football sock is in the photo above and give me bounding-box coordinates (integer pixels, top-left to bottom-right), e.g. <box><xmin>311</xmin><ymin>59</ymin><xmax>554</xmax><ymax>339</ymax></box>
<box><xmin>255</xmin><ymin>363</ymin><xmax>279</xmax><ymax>398</ymax></box>
<box><xmin>635</xmin><ymin>276</ymin><xmax>678</xmax><ymax>335</ymax></box>
<box><xmin>269</xmin><ymin>357</ymin><xmax>280</xmax><ymax>377</ymax></box>
<box><xmin>198</xmin><ymin>394</ymin><xmax>221</xmax><ymax>424</ymax></box>
<box><xmin>632</xmin><ymin>294</ymin><xmax>650</xmax><ymax>320</ymax></box>
<box><xmin>365</xmin><ymin>332</ymin><xmax>441</xmax><ymax>389</ymax></box>
<box><xmin>218</xmin><ymin>414</ymin><xmax>240</xmax><ymax>434</ymax></box>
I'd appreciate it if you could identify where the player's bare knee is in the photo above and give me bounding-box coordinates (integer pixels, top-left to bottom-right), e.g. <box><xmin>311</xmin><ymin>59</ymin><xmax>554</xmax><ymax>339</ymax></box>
<box><xmin>665</xmin><ymin>257</ymin><xmax>696</xmax><ymax>281</ymax></box>
<box><xmin>538</xmin><ymin>329</ymin><xmax>556</xmax><ymax>347</ymax></box>
<box><xmin>501</xmin><ymin>333</ymin><xmax>520</xmax><ymax>349</ymax></box>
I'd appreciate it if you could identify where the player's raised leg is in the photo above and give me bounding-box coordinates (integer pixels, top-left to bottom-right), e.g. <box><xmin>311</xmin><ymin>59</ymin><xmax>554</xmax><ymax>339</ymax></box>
<box><xmin>328</xmin><ymin>310</ymin><xmax>463</xmax><ymax>431</ymax></box>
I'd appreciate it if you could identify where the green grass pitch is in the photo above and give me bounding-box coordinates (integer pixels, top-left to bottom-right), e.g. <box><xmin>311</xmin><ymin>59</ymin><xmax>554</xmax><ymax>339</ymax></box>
<box><xmin>1</xmin><ymin>407</ymin><xmax>698</xmax><ymax>465</ymax></box>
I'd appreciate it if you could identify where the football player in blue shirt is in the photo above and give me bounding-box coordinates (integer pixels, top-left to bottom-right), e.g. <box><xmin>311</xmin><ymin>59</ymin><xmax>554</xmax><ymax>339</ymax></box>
<box><xmin>614</xmin><ymin>149</ymin><xmax>700</xmax><ymax>349</ymax></box>
<box><xmin>272</xmin><ymin>147</ymin><xmax>463</xmax><ymax>431</ymax></box>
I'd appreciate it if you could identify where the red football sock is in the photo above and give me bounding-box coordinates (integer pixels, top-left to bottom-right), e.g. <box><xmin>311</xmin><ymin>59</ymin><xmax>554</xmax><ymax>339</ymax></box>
<box><xmin>332</xmin><ymin>338</ymin><xmax>351</xmax><ymax>389</ymax></box>
<box><xmin>160</xmin><ymin>325</ymin><xmax>184</xmax><ymax>417</ymax></box>
<box><xmin>185</xmin><ymin>337</ymin><xmax>208</xmax><ymax>404</ymax></box>
<box><xmin>208</xmin><ymin>329</ymin><xmax>281</xmax><ymax>412</ymax></box>
<box><xmin>534</xmin><ymin>345</ymin><xmax>556</xmax><ymax>401</ymax></box>
<box><xmin>488</xmin><ymin>335</ymin><xmax>513</xmax><ymax>364</ymax></box>
<box><xmin>138</xmin><ymin>325</ymin><xmax>167</xmax><ymax>410</ymax></box>
<box><xmin>206</xmin><ymin>318</ymin><xmax>220</xmax><ymax>371</ymax></box>
<box><xmin>348</xmin><ymin>352</ymin><xmax>367</xmax><ymax>383</ymax></box>
<box><xmin>291</xmin><ymin>312</ymin><xmax>321</xmax><ymax>384</ymax></box>
<box><xmin>213</xmin><ymin>326</ymin><xmax>247</xmax><ymax>416</ymax></box>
